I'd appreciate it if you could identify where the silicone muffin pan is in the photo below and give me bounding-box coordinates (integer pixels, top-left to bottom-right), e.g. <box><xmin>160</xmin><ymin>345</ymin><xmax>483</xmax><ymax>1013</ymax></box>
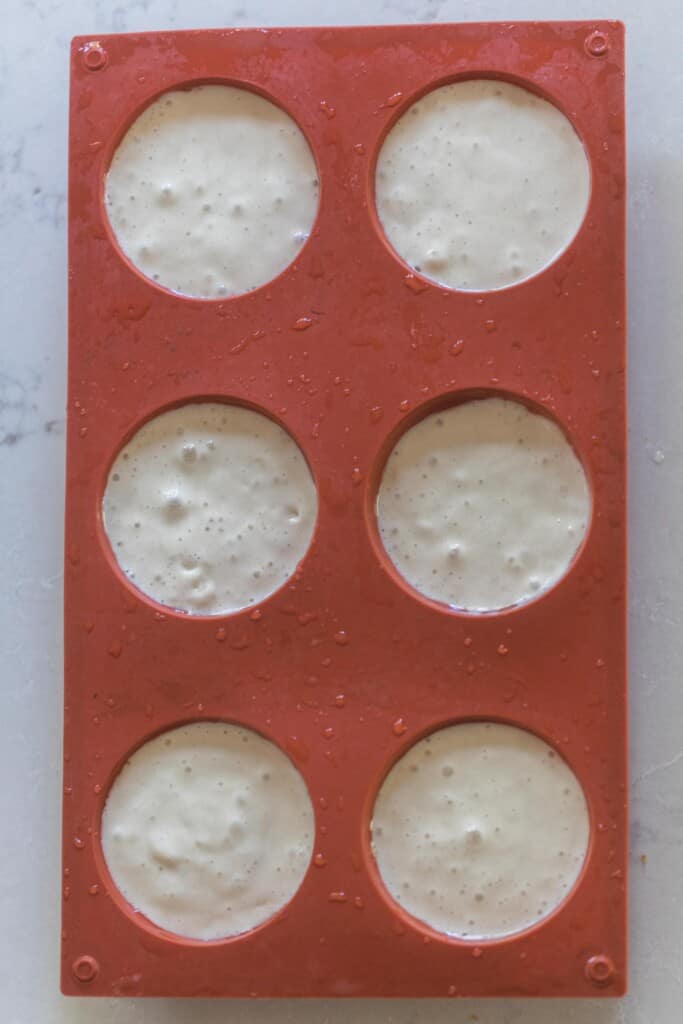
<box><xmin>63</xmin><ymin>20</ymin><xmax>626</xmax><ymax>997</ymax></box>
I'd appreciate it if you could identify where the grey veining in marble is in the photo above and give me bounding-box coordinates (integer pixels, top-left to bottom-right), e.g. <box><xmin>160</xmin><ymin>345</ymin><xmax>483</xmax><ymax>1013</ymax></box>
<box><xmin>1</xmin><ymin>0</ymin><xmax>682</xmax><ymax>1021</ymax></box>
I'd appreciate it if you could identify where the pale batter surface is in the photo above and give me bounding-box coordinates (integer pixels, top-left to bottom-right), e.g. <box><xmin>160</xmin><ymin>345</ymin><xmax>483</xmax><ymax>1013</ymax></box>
<box><xmin>102</xmin><ymin>402</ymin><xmax>317</xmax><ymax>615</ymax></box>
<box><xmin>101</xmin><ymin>722</ymin><xmax>315</xmax><ymax>940</ymax></box>
<box><xmin>371</xmin><ymin>722</ymin><xmax>590</xmax><ymax>939</ymax></box>
<box><xmin>376</xmin><ymin>79</ymin><xmax>590</xmax><ymax>291</ymax></box>
<box><xmin>105</xmin><ymin>84</ymin><xmax>318</xmax><ymax>298</ymax></box>
<box><xmin>376</xmin><ymin>397</ymin><xmax>590</xmax><ymax>612</ymax></box>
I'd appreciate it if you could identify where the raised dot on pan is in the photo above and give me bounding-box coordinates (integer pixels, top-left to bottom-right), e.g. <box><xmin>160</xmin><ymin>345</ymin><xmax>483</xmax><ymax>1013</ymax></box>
<box><xmin>371</xmin><ymin>722</ymin><xmax>589</xmax><ymax>940</ymax></box>
<box><xmin>101</xmin><ymin>403</ymin><xmax>317</xmax><ymax>615</ymax></box>
<box><xmin>101</xmin><ymin>722</ymin><xmax>314</xmax><ymax>940</ymax></box>
<box><xmin>104</xmin><ymin>84</ymin><xmax>319</xmax><ymax>299</ymax></box>
<box><xmin>375</xmin><ymin>79</ymin><xmax>590</xmax><ymax>291</ymax></box>
<box><xmin>376</xmin><ymin>397</ymin><xmax>589</xmax><ymax>612</ymax></box>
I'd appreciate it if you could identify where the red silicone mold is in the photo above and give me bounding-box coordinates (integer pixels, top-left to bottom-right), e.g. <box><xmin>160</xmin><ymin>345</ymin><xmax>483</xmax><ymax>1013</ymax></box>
<box><xmin>64</xmin><ymin>20</ymin><xmax>626</xmax><ymax>997</ymax></box>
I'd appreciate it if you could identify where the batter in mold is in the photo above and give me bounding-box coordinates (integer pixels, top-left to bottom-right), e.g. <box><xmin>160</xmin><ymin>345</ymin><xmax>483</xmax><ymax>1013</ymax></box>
<box><xmin>375</xmin><ymin>78</ymin><xmax>590</xmax><ymax>291</ymax></box>
<box><xmin>102</xmin><ymin>402</ymin><xmax>317</xmax><ymax>615</ymax></box>
<box><xmin>371</xmin><ymin>722</ymin><xmax>590</xmax><ymax>940</ymax></box>
<box><xmin>105</xmin><ymin>84</ymin><xmax>318</xmax><ymax>298</ymax></box>
<box><xmin>101</xmin><ymin>722</ymin><xmax>314</xmax><ymax>940</ymax></box>
<box><xmin>376</xmin><ymin>397</ymin><xmax>589</xmax><ymax>612</ymax></box>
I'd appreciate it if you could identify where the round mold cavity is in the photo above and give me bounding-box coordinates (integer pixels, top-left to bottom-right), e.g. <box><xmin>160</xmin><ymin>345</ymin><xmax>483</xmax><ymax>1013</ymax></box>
<box><xmin>100</xmin><ymin>399</ymin><xmax>318</xmax><ymax>617</ymax></box>
<box><xmin>370</xmin><ymin>391</ymin><xmax>591</xmax><ymax>615</ymax></box>
<box><xmin>369</xmin><ymin>720</ymin><xmax>591</xmax><ymax>942</ymax></box>
<box><xmin>103</xmin><ymin>82</ymin><xmax>320</xmax><ymax>300</ymax></box>
<box><xmin>374</xmin><ymin>77</ymin><xmax>591</xmax><ymax>292</ymax></box>
<box><xmin>99</xmin><ymin>720</ymin><xmax>315</xmax><ymax>942</ymax></box>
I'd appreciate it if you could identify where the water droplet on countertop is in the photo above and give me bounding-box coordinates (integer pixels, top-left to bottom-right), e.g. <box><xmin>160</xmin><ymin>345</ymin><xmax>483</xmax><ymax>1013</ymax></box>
<box><xmin>653</xmin><ymin>449</ymin><xmax>665</xmax><ymax>464</ymax></box>
<box><xmin>334</xmin><ymin>630</ymin><xmax>349</xmax><ymax>646</ymax></box>
<box><xmin>314</xmin><ymin>853</ymin><xmax>327</xmax><ymax>868</ymax></box>
<box><xmin>392</xmin><ymin>717</ymin><xmax>408</xmax><ymax>736</ymax></box>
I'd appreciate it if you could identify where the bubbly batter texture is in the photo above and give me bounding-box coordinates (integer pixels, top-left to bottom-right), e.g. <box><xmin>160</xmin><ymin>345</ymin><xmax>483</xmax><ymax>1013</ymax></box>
<box><xmin>376</xmin><ymin>397</ymin><xmax>589</xmax><ymax>612</ymax></box>
<box><xmin>101</xmin><ymin>722</ymin><xmax>315</xmax><ymax>940</ymax></box>
<box><xmin>102</xmin><ymin>402</ymin><xmax>317</xmax><ymax>615</ymax></box>
<box><xmin>371</xmin><ymin>722</ymin><xmax>590</xmax><ymax>939</ymax></box>
<box><xmin>376</xmin><ymin>79</ymin><xmax>590</xmax><ymax>291</ymax></box>
<box><xmin>105</xmin><ymin>84</ymin><xmax>319</xmax><ymax>298</ymax></box>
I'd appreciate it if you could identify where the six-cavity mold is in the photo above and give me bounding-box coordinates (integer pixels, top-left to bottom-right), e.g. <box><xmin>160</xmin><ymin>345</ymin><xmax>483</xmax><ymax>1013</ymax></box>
<box><xmin>64</xmin><ymin>21</ymin><xmax>626</xmax><ymax>999</ymax></box>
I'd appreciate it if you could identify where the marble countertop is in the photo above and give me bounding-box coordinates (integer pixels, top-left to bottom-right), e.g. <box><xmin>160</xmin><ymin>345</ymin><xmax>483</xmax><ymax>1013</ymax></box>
<box><xmin>1</xmin><ymin>0</ymin><xmax>681</xmax><ymax>1021</ymax></box>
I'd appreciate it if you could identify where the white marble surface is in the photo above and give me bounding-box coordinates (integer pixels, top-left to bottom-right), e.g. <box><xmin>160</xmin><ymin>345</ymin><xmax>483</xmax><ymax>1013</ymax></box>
<box><xmin>1</xmin><ymin>0</ymin><xmax>681</xmax><ymax>1021</ymax></box>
